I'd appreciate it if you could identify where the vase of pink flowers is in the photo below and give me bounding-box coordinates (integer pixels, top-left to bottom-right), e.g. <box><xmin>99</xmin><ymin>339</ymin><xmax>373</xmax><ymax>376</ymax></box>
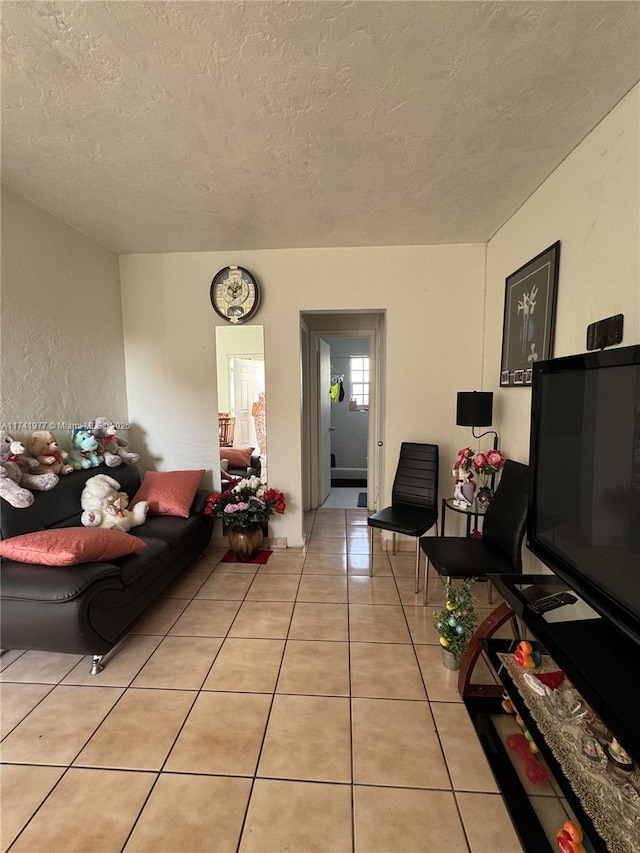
<box><xmin>452</xmin><ymin>447</ymin><xmax>506</xmax><ymax>505</ymax></box>
<box><xmin>205</xmin><ymin>476</ymin><xmax>287</xmax><ymax>560</ymax></box>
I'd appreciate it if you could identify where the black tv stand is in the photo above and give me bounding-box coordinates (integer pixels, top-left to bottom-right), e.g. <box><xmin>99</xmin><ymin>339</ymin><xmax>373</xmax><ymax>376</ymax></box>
<box><xmin>463</xmin><ymin>574</ymin><xmax>640</xmax><ymax>852</ymax></box>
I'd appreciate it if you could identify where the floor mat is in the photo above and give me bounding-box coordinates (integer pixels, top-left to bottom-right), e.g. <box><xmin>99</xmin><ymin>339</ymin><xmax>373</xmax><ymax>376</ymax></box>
<box><xmin>357</xmin><ymin>492</ymin><xmax>367</xmax><ymax>507</ymax></box>
<box><xmin>221</xmin><ymin>549</ymin><xmax>273</xmax><ymax>564</ymax></box>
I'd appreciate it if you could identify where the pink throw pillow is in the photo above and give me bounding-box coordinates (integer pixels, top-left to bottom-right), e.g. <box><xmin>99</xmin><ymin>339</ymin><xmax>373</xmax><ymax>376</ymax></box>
<box><xmin>130</xmin><ymin>469</ymin><xmax>205</xmax><ymax>518</ymax></box>
<box><xmin>0</xmin><ymin>528</ymin><xmax>145</xmax><ymax>566</ymax></box>
<box><xmin>219</xmin><ymin>447</ymin><xmax>253</xmax><ymax>468</ymax></box>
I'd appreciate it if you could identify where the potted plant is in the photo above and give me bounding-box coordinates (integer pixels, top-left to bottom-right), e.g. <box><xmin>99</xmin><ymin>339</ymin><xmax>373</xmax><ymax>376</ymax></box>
<box><xmin>205</xmin><ymin>476</ymin><xmax>286</xmax><ymax>561</ymax></box>
<box><xmin>434</xmin><ymin>578</ymin><xmax>478</xmax><ymax>669</ymax></box>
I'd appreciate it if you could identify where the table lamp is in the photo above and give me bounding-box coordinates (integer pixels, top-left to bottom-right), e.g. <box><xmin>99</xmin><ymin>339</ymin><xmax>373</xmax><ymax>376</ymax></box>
<box><xmin>456</xmin><ymin>391</ymin><xmax>499</xmax><ymax>450</ymax></box>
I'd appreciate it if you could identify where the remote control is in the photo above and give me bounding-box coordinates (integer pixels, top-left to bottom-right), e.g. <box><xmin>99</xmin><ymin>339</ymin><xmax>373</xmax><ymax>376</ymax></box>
<box><xmin>529</xmin><ymin>591</ymin><xmax>578</xmax><ymax>614</ymax></box>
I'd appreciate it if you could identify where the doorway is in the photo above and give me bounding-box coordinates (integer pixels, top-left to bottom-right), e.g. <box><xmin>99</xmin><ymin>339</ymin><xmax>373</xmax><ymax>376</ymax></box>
<box><xmin>301</xmin><ymin>312</ymin><xmax>386</xmax><ymax>512</ymax></box>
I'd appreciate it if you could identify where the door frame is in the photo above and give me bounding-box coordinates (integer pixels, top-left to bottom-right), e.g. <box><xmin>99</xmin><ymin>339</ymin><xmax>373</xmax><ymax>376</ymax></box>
<box><xmin>307</xmin><ymin>324</ymin><xmax>384</xmax><ymax>510</ymax></box>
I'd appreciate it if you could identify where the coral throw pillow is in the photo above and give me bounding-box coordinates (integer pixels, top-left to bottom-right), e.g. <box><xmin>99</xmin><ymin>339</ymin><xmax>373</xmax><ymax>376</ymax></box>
<box><xmin>219</xmin><ymin>447</ymin><xmax>253</xmax><ymax>468</ymax></box>
<box><xmin>0</xmin><ymin>528</ymin><xmax>145</xmax><ymax>566</ymax></box>
<box><xmin>130</xmin><ymin>469</ymin><xmax>205</xmax><ymax>518</ymax></box>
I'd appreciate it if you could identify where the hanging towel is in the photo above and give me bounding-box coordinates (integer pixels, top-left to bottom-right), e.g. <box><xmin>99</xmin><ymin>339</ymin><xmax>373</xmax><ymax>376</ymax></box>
<box><xmin>330</xmin><ymin>382</ymin><xmax>340</xmax><ymax>402</ymax></box>
<box><xmin>338</xmin><ymin>380</ymin><xmax>345</xmax><ymax>402</ymax></box>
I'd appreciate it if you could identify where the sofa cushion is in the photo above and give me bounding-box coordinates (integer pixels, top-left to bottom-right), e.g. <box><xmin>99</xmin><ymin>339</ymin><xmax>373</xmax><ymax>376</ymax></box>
<box><xmin>134</xmin><ymin>513</ymin><xmax>209</xmax><ymax>551</ymax></box>
<box><xmin>219</xmin><ymin>447</ymin><xmax>253</xmax><ymax>469</ymax></box>
<box><xmin>0</xmin><ymin>528</ymin><xmax>146</xmax><ymax>566</ymax></box>
<box><xmin>130</xmin><ymin>469</ymin><xmax>205</xmax><ymax>518</ymax></box>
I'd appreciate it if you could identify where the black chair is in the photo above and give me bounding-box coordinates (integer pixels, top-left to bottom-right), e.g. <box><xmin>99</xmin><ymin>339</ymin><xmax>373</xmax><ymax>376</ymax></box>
<box><xmin>367</xmin><ymin>442</ymin><xmax>439</xmax><ymax>593</ymax></box>
<box><xmin>420</xmin><ymin>459</ymin><xmax>528</xmax><ymax>605</ymax></box>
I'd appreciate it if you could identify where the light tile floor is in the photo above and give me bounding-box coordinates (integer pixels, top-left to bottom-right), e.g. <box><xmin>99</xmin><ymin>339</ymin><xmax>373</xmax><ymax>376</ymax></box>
<box><xmin>1</xmin><ymin>507</ymin><xmax>569</xmax><ymax>852</ymax></box>
<box><xmin>320</xmin><ymin>487</ymin><xmax>364</xmax><ymax>509</ymax></box>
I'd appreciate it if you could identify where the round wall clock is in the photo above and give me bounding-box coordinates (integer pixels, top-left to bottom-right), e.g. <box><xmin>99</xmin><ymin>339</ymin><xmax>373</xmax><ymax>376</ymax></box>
<box><xmin>210</xmin><ymin>266</ymin><xmax>260</xmax><ymax>324</ymax></box>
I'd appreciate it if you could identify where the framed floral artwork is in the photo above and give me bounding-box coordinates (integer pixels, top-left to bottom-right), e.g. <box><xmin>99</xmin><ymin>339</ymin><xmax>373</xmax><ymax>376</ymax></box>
<box><xmin>500</xmin><ymin>241</ymin><xmax>560</xmax><ymax>387</ymax></box>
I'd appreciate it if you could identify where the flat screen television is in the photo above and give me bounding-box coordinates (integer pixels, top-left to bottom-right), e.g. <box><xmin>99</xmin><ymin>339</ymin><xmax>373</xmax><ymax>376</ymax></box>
<box><xmin>527</xmin><ymin>343</ymin><xmax>640</xmax><ymax>647</ymax></box>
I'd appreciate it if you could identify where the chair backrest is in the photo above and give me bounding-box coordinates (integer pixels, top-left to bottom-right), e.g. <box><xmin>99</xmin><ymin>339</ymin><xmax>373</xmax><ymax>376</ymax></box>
<box><xmin>219</xmin><ymin>415</ymin><xmax>236</xmax><ymax>447</ymax></box>
<box><xmin>482</xmin><ymin>459</ymin><xmax>529</xmax><ymax>570</ymax></box>
<box><xmin>391</xmin><ymin>442</ymin><xmax>439</xmax><ymax>511</ymax></box>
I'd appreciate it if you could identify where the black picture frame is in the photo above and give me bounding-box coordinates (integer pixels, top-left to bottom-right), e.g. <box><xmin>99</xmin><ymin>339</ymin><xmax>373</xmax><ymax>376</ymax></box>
<box><xmin>500</xmin><ymin>241</ymin><xmax>560</xmax><ymax>387</ymax></box>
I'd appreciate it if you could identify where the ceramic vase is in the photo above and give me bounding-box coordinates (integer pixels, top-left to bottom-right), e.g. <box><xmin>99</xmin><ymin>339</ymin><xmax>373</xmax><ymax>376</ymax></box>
<box><xmin>441</xmin><ymin>648</ymin><xmax>461</xmax><ymax>671</ymax></box>
<box><xmin>461</xmin><ymin>479</ymin><xmax>476</xmax><ymax>505</ymax></box>
<box><xmin>228</xmin><ymin>523</ymin><xmax>264</xmax><ymax>562</ymax></box>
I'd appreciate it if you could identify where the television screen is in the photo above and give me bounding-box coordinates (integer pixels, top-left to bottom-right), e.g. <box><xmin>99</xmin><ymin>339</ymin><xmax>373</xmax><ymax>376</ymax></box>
<box><xmin>528</xmin><ymin>345</ymin><xmax>640</xmax><ymax>645</ymax></box>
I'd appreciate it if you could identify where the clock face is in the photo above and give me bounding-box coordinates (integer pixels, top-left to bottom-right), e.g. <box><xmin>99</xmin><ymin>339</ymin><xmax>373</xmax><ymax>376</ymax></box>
<box><xmin>210</xmin><ymin>266</ymin><xmax>260</xmax><ymax>324</ymax></box>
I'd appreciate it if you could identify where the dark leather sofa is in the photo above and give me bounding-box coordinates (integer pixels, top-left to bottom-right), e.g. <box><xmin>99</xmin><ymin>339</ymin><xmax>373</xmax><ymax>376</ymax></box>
<box><xmin>221</xmin><ymin>452</ymin><xmax>261</xmax><ymax>485</ymax></box>
<box><xmin>0</xmin><ymin>463</ymin><xmax>213</xmax><ymax>674</ymax></box>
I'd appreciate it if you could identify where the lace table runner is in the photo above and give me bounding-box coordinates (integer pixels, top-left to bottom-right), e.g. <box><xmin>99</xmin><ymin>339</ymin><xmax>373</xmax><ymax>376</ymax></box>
<box><xmin>497</xmin><ymin>652</ymin><xmax>640</xmax><ymax>852</ymax></box>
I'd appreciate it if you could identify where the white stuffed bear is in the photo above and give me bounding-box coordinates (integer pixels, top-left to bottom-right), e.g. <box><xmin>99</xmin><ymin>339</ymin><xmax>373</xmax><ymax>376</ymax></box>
<box><xmin>80</xmin><ymin>473</ymin><xmax>148</xmax><ymax>533</ymax></box>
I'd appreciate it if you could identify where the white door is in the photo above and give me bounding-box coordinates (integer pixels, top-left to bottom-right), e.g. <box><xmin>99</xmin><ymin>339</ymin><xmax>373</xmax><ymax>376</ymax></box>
<box><xmin>318</xmin><ymin>339</ymin><xmax>331</xmax><ymax>505</ymax></box>
<box><xmin>231</xmin><ymin>358</ymin><xmax>265</xmax><ymax>448</ymax></box>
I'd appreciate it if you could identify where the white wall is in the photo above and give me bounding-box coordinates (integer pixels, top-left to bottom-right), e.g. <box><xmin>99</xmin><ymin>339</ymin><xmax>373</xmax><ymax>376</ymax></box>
<box><xmin>0</xmin><ymin>186</ymin><xmax>128</xmax><ymax>437</ymax></box>
<box><xmin>5</xmin><ymin>84</ymin><xmax>635</xmax><ymax>551</ymax></box>
<box><xmin>484</xmin><ymin>84</ymin><xmax>640</xmax><ymax>569</ymax></box>
<box><xmin>120</xmin><ymin>245</ymin><xmax>486</xmax><ymax>545</ymax></box>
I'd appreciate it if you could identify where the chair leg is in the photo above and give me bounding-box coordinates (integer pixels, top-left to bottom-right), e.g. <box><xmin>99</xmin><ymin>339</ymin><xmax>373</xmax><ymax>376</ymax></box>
<box><xmin>369</xmin><ymin>526</ymin><xmax>374</xmax><ymax>577</ymax></box>
<box><xmin>414</xmin><ymin>539</ymin><xmax>420</xmax><ymax>594</ymax></box>
<box><xmin>392</xmin><ymin>532</ymin><xmax>396</xmax><ymax>557</ymax></box>
<box><xmin>488</xmin><ymin>580</ymin><xmax>493</xmax><ymax>605</ymax></box>
<box><xmin>423</xmin><ymin>557</ymin><xmax>430</xmax><ymax>606</ymax></box>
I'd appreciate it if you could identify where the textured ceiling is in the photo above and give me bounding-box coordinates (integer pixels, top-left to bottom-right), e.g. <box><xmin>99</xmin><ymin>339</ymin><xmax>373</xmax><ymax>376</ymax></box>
<box><xmin>1</xmin><ymin>1</ymin><xmax>639</xmax><ymax>254</ymax></box>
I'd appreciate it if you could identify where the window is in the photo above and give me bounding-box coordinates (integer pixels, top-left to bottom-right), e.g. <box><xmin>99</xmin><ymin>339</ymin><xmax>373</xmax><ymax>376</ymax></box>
<box><xmin>350</xmin><ymin>357</ymin><xmax>369</xmax><ymax>410</ymax></box>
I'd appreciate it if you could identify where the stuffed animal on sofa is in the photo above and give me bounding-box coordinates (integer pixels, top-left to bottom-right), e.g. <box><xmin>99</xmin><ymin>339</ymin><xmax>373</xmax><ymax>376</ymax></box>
<box><xmin>90</xmin><ymin>417</ymin><xmax>140</xmax><ymax>467</ymax></box>
<box><xmin>0</xmin><ymin>430</ymin><xmax>59</xmax><ymax>507</ymax></box>
<box><xmin>26</xmin><ymin>430</ymin><xmax>74</xmax><ymax>475</ymax></box>
<box><xmin>68</xmin><ymin>427</ymin><xmax>103</xmax><ymax>470</ymax></box>
<box><xmin>80</xmin><ymin>473</ymin><xmax>148</xmax><ymax>532</ymax></box>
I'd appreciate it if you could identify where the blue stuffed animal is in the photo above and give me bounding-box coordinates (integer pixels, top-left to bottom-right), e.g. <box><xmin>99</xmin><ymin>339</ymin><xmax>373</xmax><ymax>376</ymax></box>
<box><xmin>68</xmin><ymin>427</ymin><xmax>103</xmax><ymax>470</ymax></box>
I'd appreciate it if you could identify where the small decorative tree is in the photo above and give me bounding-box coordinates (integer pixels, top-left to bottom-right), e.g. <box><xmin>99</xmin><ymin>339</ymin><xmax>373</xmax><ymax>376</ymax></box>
<box><xmin>434</xmin><ymin>578</ymin><xmax>478</xmax><ymax>662</ymax></box>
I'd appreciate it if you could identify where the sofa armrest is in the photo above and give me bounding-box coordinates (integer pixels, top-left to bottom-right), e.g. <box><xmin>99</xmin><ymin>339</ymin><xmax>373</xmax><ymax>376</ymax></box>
<box><xmin>190</xmin><ymin>488</ymin><xmax>211</xmax><ymax>515</ymax></box>
<box><xmin>0</xmin><ymin>560</ymin><xmax>124</xmax><ymax>602</ymax></box>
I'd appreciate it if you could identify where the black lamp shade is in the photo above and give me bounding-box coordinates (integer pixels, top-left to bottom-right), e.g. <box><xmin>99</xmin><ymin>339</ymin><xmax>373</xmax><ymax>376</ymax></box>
<box><xmin>456</xmin><ymin>391</ymin><xmax>493</xmax><ymax>427</ymax></box>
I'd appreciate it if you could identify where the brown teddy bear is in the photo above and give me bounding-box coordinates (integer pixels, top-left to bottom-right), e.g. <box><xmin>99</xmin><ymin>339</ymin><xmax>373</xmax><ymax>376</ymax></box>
<box><xmin>26</xmin><ymin>430</ymin><xmax>74</xmax><ymax>475</ymax></box>
<box><xmin>0</xmin><ymin>430</ymin><xmax>59</xmax><ymax>507</ymax></box>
